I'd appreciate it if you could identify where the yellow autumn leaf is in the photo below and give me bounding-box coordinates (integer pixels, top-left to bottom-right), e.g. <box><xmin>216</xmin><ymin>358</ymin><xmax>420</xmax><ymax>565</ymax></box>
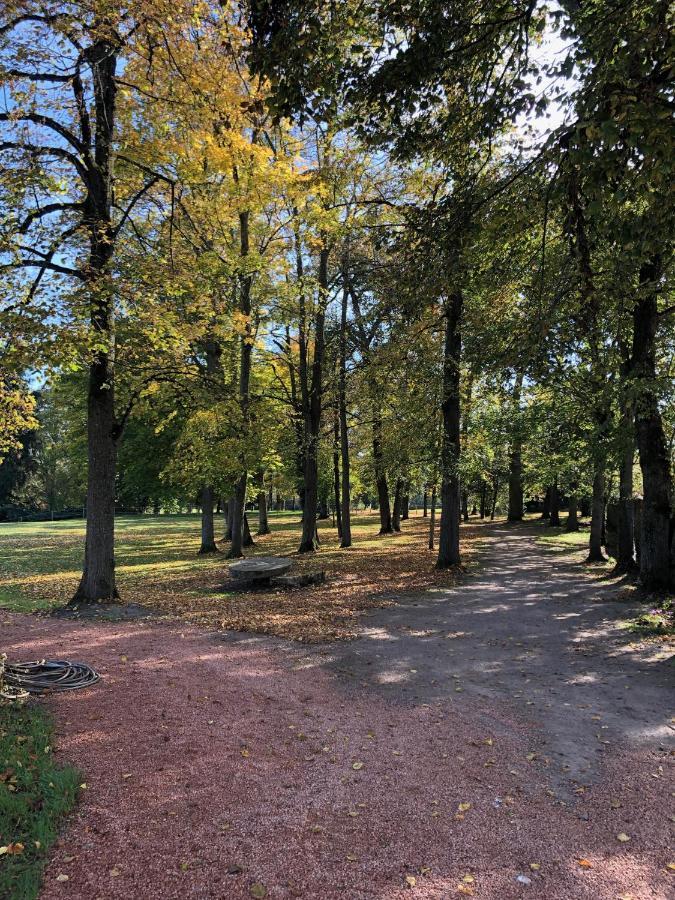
<box><xmin>577</xmin><ymin>858</ymin><xmax>593</xmax><ymax>868</ymax></box>
<box><xmin>352</xmin><ymin>761</ymin><xmax>364</xmax><ymax>770</ymax></box>
<box><xmin>617</xmin><ymin>833</ymin><xmax>631</xmax><ymax>843</ymax></box>
<box><xmin>458</xmin><ymin>802</ymin><xmax>471</xmax><ymax>812</ymax></box>
<box><xmin>405</xmin><ymin>875</ymin><xmax>416</xmax><ymax>887</ymax></box>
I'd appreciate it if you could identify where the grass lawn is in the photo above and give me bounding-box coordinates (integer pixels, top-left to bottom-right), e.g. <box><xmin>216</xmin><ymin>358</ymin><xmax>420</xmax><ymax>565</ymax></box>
<box><xmin>535</xmin><ymin>524</ymin><xmax>591</xmax><ymax>549</ymax></box>
<box><xmin>0</xmin><ymin>511</ymin><xmax>483</xmax><ymax>641</ymax></box>
<box><xmin>0</xmin><ymin>703</ymin><xmax>80</xmax><ymax>900</ymax></box>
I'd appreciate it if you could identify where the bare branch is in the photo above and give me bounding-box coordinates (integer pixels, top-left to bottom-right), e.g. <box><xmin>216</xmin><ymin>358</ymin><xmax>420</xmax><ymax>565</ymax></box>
<box><xmin>0</xmin><ymin>111</ymin><xmax>84</xmax><ymax>153</ymax></box>
<box><xmin>113</xmin><ymin>177</ymin><xmax>159</xmax><ymax>236</ymax></box>
<box><xmin>1</xmin><ymin>69</ymin><xmax>74</xmax><ymax>83</ymax></box>
<box><xmin>0</xmin><ymin>140</ymin><xmax>89</xmax><ymax>181</ymax></box>
<box><xmin>19</xmin><ymin>201</ymin><xmax>84</xmax><ymax>234</ymax></box>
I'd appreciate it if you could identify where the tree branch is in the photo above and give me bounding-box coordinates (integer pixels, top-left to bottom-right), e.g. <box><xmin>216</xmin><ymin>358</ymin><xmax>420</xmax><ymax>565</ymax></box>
<box><xmin>0</xmin><ymin>111</ymin><xmax>84</xmax><ymax>153</ymax></box>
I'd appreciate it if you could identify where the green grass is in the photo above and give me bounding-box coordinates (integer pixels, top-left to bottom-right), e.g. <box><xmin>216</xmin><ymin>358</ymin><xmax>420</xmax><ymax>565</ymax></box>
<box><xmin>0</xmin><ymin>513</ymin><xmax>275</xmax><ymax>613</ymax></box>
<box><xmin>0</xmin><ymin>704</ymin><xmax>80</xmax><ymax>900</ymax></box>
<box><xmin>535</xmin><ymin>525</ymin><xmax>590</xmax><ymax>549</ymax></box>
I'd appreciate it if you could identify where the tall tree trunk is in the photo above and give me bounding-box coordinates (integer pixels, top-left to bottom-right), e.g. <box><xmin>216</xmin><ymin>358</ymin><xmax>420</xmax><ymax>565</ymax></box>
<box><xmin>479</xmin><ymin>482</ymin><xmax>487</xmax><ymax>519</ymax></box>
<box><xmin>74</xmin><ymin>360</ymin><xmax>118</xmax><ymax>601</ymax></box>
<box><xmin>199</xmin><ymin>485</ymin><xmax>218</xmax><ymax>554</ymax></box>
<box><xmin>422</xmin><ymin>489</ymin><xmax>428</xmax><ymax>518</ymax></box>
<box><xmin>507</xmin><ymin>373</ymin><xmax>524</xmax><ymax>521</ymax></box>
<box><xmin>339</xmin><ymin>265</ymin><xmax>352</xmax><ymax>547</ymax></box>
<box><xmin>428</xmin><ymin>486</ymin><xmax>437</xmax><ymax>550</ymax></box>
<box><xmin>298</xmin><ymin>240</ymin><xmax>328</xmax><ymax>553</ymax></box>
<box><xmin>461</xmin><ymin>489</ymin><xmax>469</xmax><ymax>523</ymax></box>
<box><xmin>373</xmin><ymin>409</ymin><xmax>392</xmax><ymax>534</ymax></box>
<box><xmin>541</xmin><ymin>486</ymin><xmax>551</xmax><ymax>520</ymax></box>
<box><xmin>243</xmin><ymin>512</ymin><xmax>254</xmax><ymax>548</ymax></box>
<box><xmin>565</xmin><ymin>494</ymin><xmax>579</xmax><ymax>532</ymax></box>
<box><xmin>223</xmin><ymin>496</ymin><xmax>233</xmax><ymax>541</ymax></box>
<box><xmin>616</xmin><ymin>436</ymin><xmax>636</xmax><ymax>572</ymax></box>
<box><xmin>73</xmin><ymin>41</ymin><xmax>120</xmax><ymax>603</ymax></box>
<box><xmin>437</xmin><ymin>290</ymin><xmax>463</xmax><ymax>569</ymax></box>
<box><xmin>392</xmin><ymin>478</ymin><xmax>402</xmax><ymax>532</ymax></box>
<box><xmin>490</xmin><ymin>478</ymin><xmax>499</xmax><ymax>520</ymax></box>
<box><xmin>588</xmin><ymin>468</ymin><xmax>607</xmax><ymax>561</ymax></box>
<box><xmin>228</xmin><ymin>204</ymin><xmax>254</xmax><ymax>559</ymax></box>
<box><xmin>332</xmin><ymin>405</ymin><xmax>342</xmax><ymax>539</ymax></box>
<box><xmin>256</xmin><ymin>471</ymin><xmax>270</xmax><ymax>535</ymax></box>
<box><xmin>550</xmin><ymin>478</ymin><xmax>561</xmax><ymax>527</ymax></box>
<box><xmin>632</xmin><ymin>257</ymin><xmax>672</xmax><ymax>589</ymax></box>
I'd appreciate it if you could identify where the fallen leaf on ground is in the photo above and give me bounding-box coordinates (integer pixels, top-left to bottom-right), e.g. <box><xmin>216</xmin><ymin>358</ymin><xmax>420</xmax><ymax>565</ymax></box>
<box><xmin>250</xmin><ymin>884</ymin><xmax>267</xmax><ymax>898</ymax></box>
<box><xmin>577</xmin><ymin>859</ymin><xmax>593</xmax><ymax>868</ymax></box>
<box><xmin>617</xmin><ymin>832</ymin><xmax>631</xmax><ymax>843</ymax></box>
<box><xmin>352</xmin><ymin>761</ymin><xmax>363</xmax><ymax>770</ymax></box>
<box><xmin>405</xmin><ymin>875</ymin><xmax>416</xmax><ymax>887</ymax></box>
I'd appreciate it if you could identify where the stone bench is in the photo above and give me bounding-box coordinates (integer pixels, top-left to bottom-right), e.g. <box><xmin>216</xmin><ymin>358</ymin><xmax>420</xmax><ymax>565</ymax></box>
<box><xmin>228</xmin><ymin>557</ymin><xmax>293</xmax><ymax>585</ymax></box>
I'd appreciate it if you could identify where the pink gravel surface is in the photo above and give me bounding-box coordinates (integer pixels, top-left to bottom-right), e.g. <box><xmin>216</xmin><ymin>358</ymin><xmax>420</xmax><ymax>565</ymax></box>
<box><xmin>1</xmin><ymin>610</ymin><xmax>673</xmax><ymax>900</ymax></box>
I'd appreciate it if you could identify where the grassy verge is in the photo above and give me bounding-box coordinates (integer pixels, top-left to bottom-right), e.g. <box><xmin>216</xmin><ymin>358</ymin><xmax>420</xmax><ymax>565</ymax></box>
<box><xmin>0</xmin><ymin>703</ymin><xmax>79</xmax><ymax>900</ymax></box>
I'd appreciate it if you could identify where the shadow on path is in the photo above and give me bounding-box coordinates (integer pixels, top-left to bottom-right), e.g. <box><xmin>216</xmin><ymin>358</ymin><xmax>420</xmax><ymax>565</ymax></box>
<box><xmin>258</xmin><ymin>522</ymin><xmax>674</xmax><ymax>793</ymax></box>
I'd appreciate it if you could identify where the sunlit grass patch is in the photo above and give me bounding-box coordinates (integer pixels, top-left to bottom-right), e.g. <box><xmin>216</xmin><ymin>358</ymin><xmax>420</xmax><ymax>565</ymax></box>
<box><xmin>0</xmin><ymin>512</ymin><xmax>482</xmax><ymax>641</ymax></box>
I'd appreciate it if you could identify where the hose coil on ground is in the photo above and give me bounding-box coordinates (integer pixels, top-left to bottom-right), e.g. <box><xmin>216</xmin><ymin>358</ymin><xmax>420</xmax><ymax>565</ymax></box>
<box><xmin>1</xmin><ymin>656</ymin><xmax>100</xmax><ymax>702</ymax></box>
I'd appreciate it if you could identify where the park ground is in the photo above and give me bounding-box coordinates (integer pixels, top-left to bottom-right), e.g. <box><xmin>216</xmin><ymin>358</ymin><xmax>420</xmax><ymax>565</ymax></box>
<box><xmin>0</xmin><ymin>515</ymin><xmax>673</xmax><ymax>898</ymax></box>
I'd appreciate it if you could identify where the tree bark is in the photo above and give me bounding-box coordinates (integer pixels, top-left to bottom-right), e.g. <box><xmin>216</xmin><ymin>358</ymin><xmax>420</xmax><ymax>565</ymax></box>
<box><xmin>228</xmin><ymin>204</ymin><xmax>253</xmax><ymax>560</ymax></box>
<box><xmin>565</xmin><ymin>494</ymin><xmax>579</xmax><ymax>532</ymax></box>
<box><xmin>550</xmin><ymin>479</ymin><xmax>561</xmax><ymax>527</ymax></box>
<box><xmin>490</xmin><ymin>478</ymin><xmax>499</xmax><ymax>520</ymax></box>
<box><xmin>298</xmin><ymin>240</ymin><xmax>329</xmax><ymax>552</ymax></box>
<box><xmin>632</xmin><ymin>257</ymin><xmax>673</xmax><ymax>589</ymax></box>
<box><xmin>541</xmin><ymin>486</ymin><xmax>551</xmax><ymax>520</ymax></box>
<box><xmin>587</xmin><ymin>469</ymin><xmax>607</xmax><ymax>561</ymax></box>
<box><xmin>73</xmin><ymin>39</ymin><xmax>120</xmax><ymax>603</ymax></box>
<box><xmin>198</xmin><ymin>485</ymin><xmax>218</xmax><ymax>553</ymax></box>
<box><xmin>332</xmin><ymin>404</ymin><xmax>342</xmax><ymax>538</ymax></box>
<box><xmin>616</xmin><ymin>440</ymin><xmax>636</xmax><ymax>572</ymax></box>
<box><xmin>461</xmin><ymin>489</ymin><xmax>469</xmax><ymax>523</ymax></box>
<box><xmin>436</xmin><ymin>290</ymin><xmax>463</xmax><ymax>569</ymax></box>
<box><xmin>373</xmin><ymin>409</ymin><xmax>393</xmax><ymax>534</ymax></box>
<box><xmin>243</xmin><ymin>512</ymin><xmax>254</xmax><ymax>547</ymax></box>
<box><xmin>392</xmin><ymin>478</ymin><xmax>402</xmax><ymax>532</ymax></box>
<box><xmin>428</xmin><ymin>486</ymin><xmax>437</xmax><ymax>550</ymax></box>
<box><xmin>256</xmin><ymin>471</ymin><xmax>270</xmax><ymax>535</ymax></box>
<box><xmin>339</xmin><ymin>265</ymin><xmax>352</xmax><ymax>547</ymax></box>
<box><xmin>507</xmin><ymin>374</ymin><xmax>524</xmax><ymax>521</ymax></box>
<box><xmin>422</xmin><ymin>489</ymin><xmax>428</xmax><ymax>518</ymax></box>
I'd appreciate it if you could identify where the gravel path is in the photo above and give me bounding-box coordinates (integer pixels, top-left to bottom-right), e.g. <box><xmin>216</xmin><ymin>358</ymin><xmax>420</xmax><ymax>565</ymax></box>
<box><xmin>2</xmin><ymin>523</ymin><xmax>673</xmax><ymax>899</ymax></box>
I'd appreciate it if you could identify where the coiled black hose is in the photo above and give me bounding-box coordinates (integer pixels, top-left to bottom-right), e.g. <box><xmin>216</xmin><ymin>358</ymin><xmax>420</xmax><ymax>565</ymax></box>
<box><xmin>2</xmin><ymin>660</ymin><xmax>100</xmax><ymax>694</ymax></box>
